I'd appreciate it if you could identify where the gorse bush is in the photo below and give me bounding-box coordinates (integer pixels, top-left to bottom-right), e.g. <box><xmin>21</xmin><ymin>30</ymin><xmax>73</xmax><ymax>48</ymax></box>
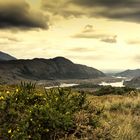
<box><xmin>0</xmin><ymin>82</ymin><xmax>91</xmax><ymax>140</ymax></box>
<box><xmin>1</xmin><ymin>82</ymin><xmax>139</xmax><ymax>139</ymax></box>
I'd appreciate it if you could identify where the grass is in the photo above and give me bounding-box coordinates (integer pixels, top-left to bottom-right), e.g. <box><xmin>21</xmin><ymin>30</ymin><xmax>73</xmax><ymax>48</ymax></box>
<box><xmin>88</xmin><ymin>93</ymin><xmax>140</xmax><ymax>140</ymax></box>
<box><xmin>0</xmin><ymin>83</ymin><xmax>140</xmax><ymax>140</ymax></box>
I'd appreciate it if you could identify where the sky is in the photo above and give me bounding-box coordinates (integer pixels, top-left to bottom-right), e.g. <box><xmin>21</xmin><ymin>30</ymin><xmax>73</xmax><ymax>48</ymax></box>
<box><xmin>0</xmin><ymin>0</ymin><xmax>140</xmax><ymax>72</ymax></box>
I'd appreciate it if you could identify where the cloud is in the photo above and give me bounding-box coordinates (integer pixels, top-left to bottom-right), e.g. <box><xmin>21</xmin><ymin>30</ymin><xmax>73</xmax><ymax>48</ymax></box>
<box><xmin>68</xmin><ymin>47</ymin><xmax>94</xmax><ymax>52</ymax></box>
<box><xmin>101</xmin><ymin>35</ymin><xmax>117</xmax><ymax>43</ymax></box>
<box><xmin>127</xmin><ymin>39</ymin><xmax>140</xmax><ymax>45</ymax></box>
<box><xmin>73</xmin><ymin>25</ymin><xmax>117</xmax><ymax>43</ymax></box>
<box><xmin>82</xmin><ymin>25</ymin><xmax>94</xmax><ymax>33</ymax></box>
<box><xmin>134</xmin><ymin>55</ymin><xmax>140</xmax><ymax>62</ymax></box>
<box><xmin>0</xmin><ymin>35</ymin><xmax>20</xmax><ymax>42</ymax></box>
<box><xmin>71</xmin><ymin>0</ymin><xmax>138</xmax><ymax>7</ymax></box>
<box><xmin>42</xmin><ymin>0</ymin><xmax>140</xmax><ymax>23</ymax></box>
<box><xmin>0</xmin><ymin>0</ymin><xmax>48</xmax><ymax>29</ymax></box>
<box><xmin>42</xmin><ymin>0</ymin><xmax>86</xmax><ymax>19</ymax></box>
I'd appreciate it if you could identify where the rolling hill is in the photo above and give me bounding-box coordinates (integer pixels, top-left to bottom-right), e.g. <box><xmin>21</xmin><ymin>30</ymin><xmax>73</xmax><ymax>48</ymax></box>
<box><xmin>116</xmin><ymin>69</ymin><xmax>140</xmax><ymax>78</ymax></box>
<box><xmin>0</xmin><ymin>55</ymin><xmax>105</xmax><ymax>83</ymax></box>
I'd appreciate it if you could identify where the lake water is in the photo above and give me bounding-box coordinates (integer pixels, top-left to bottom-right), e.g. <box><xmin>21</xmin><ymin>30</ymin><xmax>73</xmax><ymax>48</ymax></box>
<box><xmin>99</xmin><ymin>80</ymin><xmax>125</xmax><ymax>87</ymax></box>
<box><xmin>45</xmin><ymin>83</ymin><xmax>79</xmax><ymax>89</ymax></box>
<box><xmin>45</xmin><ymin>76</ymin><xmax>133</xmax><ymax>89</ymax></box>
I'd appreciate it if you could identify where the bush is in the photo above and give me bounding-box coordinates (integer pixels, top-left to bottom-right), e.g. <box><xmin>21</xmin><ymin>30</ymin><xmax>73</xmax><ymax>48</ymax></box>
<box><xmin>0</xmin><ymin>82</ymin><xmax>88</xmax><ymax>140</ymax></box>
<box><xmin>95</xmin><ymin>86</ymin><xmax>136</xmax><ymax>96</ymax></box>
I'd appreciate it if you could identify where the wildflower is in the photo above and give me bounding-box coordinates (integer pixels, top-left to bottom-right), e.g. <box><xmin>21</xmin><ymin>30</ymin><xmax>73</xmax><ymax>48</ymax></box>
<box><xmin>0</xmin><ymin>96</ymin><xmax>4</xmax><ymax>100</ymax></box>
<box><xmin>6</xmin><ymin>91</ymin><xmax>10</xmax><ymax>94</ymax></box>
<box><xmin>8</xmin><ymin>129</ymin><xmax>12</xmax><ymax>134</ymax></box>
<box><xmin>16</xmin><ymin>89</ymin><xmax>19</xmax><ymax>92</ymax></box>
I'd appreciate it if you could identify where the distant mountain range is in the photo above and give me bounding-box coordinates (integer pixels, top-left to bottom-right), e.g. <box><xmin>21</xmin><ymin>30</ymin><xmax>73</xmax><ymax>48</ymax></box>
<box><xmin>116</xmin><ymin>69</ymin><xmax>140</xmax><ymax>78</ymax></box>
<box><xmin>0</xmin><ymin>51</ymin><xmax>17</xmax><ymax>61</ymax></box>
<box><xmin>0</xmin><ymin>52</ymin><xmax>105</xmax><ymax>83</ymax></box>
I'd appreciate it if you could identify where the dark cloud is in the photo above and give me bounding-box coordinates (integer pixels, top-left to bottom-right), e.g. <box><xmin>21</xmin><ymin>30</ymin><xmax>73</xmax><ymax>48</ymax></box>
<box><xmin>0</xmin><ymin>0</ymin><xmax>48</xmax><ymax>29</ymax></box>
<box><xmin>42</xmin><ymin>0</ymin><xmax>140</xmax><ymax>23</ymax></box>
<box><xmin>42</xmin><ymin>0</ymin><xmax>84</xmax><ymax>18</ymax></box>
<box><xmin>72</xmin><ymin>0</ymin><xmax>139</xmax><ymax>7</ymax></box>
<box><xmin>73</xmin><ymin>0</ymin><xmax>140</xmax><ymax>23</ymax></box>
<box><xmin>73</xmin><ymin>25</ymin><xmax>117</xmax><ymax>43</ymax></box>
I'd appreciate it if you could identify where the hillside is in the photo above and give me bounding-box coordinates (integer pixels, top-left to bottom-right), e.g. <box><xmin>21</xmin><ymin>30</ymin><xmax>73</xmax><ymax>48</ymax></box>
<box><xmin>116</xmin><ymin>69</ymin><xmax>140</xmax><ymax>78</ymax></box>
<box><xmin>124</xmin><ymin>76</ymin><xmax>140</xmax><ymax>88</ymax></box>
<box><xmin>0</xmin><ymin>51</ymin><xmax>17</xmax><ymax>61</ymax></box>
<box><xmin>0</xmin><ymin>57</ymin><xmax>105</xmax><ymax>83</ymax></box>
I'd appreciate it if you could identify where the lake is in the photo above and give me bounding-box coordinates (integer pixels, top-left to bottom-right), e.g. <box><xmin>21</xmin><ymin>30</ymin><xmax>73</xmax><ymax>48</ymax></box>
<box><xmin>99</xmin><ymin>80</ymin><xmax>125</xmax><ymax>87</ymax></box>
<box><xmin>45</xmin><ymin>83</ymin><xmax>79</xmax><ymax>89</ymax></box>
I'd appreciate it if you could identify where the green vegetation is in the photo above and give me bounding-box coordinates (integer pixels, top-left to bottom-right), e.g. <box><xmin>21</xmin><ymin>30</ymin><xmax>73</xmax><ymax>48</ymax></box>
<box><xmin>95</xmin><ymin>85</ymin><xmax>136</xmax><ymax>96</ymax></box>
<box><xmin>0</xmin><ymin>82</ymin><xmax>105</xmax><ymax>140</ymax></box>
<box><xmin>0</xmin><ymin>82</ymin><xmax>140</xmax><ymax>140</ymax></box>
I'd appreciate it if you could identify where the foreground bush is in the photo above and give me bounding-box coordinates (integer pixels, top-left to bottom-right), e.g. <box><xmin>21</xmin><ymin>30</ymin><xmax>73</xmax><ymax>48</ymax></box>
<box><xmin>0</xmin><ymin>82</ymin><xmax>103</xmax><ymax>140</ymax></box>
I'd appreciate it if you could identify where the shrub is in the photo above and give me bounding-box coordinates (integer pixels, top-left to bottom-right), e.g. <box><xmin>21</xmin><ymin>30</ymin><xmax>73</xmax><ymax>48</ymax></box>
<box><xmin>95</xmin><ymin>86</ymin><xmax>136</xmax><ymax>96</ymax></box>
<box><xmin>0</xmin><ymin>82</ymin><xmax>88</xmax><ymax>140</ymax></box>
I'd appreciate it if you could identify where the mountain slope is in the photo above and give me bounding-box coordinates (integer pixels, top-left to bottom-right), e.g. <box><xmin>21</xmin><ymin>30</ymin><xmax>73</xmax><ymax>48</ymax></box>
<box><xmin>0</xmin><ymin>51</ymin><xmax>17</xmax><ymax>61</ymax></box>
<box><xmin>0</xmin><ymin>57</ymin><xmax>105</xmax><ymax>83</ymax></box>
<box><xmin>116</xmin><ymin>69</ymin><xmax>140</xmax><ymax>78</ymax></box>
<box><xmin>124</xmin><ymin>76</ymin><xmax>140</xmax><ymax>88</ymax></box>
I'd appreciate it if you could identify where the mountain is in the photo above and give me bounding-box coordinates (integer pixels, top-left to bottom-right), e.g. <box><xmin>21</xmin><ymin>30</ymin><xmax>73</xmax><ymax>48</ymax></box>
<box><xmin>124</xmin><ymin>76</ymin><xmax>140</xmax><ymax>88</ymax></box>
<box><xmin>0</xmin><ymin>51</ymin><xmax>17</xmax><ymax>61</ymax></box>
<box><xmin>0</xmin><ymin>56</ymin><xmax>105</xmax><ymax>83</ymax></box>
<box><xmin>116</xmin><ymin>69</ymin><xmax>140</xmax><ymax>78</ymax></box>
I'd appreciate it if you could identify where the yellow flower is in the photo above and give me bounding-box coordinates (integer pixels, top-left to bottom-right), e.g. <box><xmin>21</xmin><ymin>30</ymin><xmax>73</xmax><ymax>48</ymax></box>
<box><xmin>0</xmin><ymin>96</ymin><xmax>4</xmax><ymax>100</ymax></box>
<box><xmin>16</xmin><ymin>89</ymin><xmax>19</xmax><ymax>92</ymax></box>
<box><xmin>6</xmin><ymin>91</ymin><xmax>10</xmax><ymax>94</ymax></box>
<box><xmin>8</xmin><ymin>129</ymin><xmax>12</xmax><ymax>133</ymax></box>
<box><xmin>45</xmin><ymin>129</ymin><xmax>49</xmax><ymax>132</ymax></box>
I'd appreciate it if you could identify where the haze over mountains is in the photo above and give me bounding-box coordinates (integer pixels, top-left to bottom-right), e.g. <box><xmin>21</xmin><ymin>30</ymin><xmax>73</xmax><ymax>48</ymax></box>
<box><xmin>0</xmin><ymin>52</ymin><xmax>105</xmax><ymax>83</ymax></box>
